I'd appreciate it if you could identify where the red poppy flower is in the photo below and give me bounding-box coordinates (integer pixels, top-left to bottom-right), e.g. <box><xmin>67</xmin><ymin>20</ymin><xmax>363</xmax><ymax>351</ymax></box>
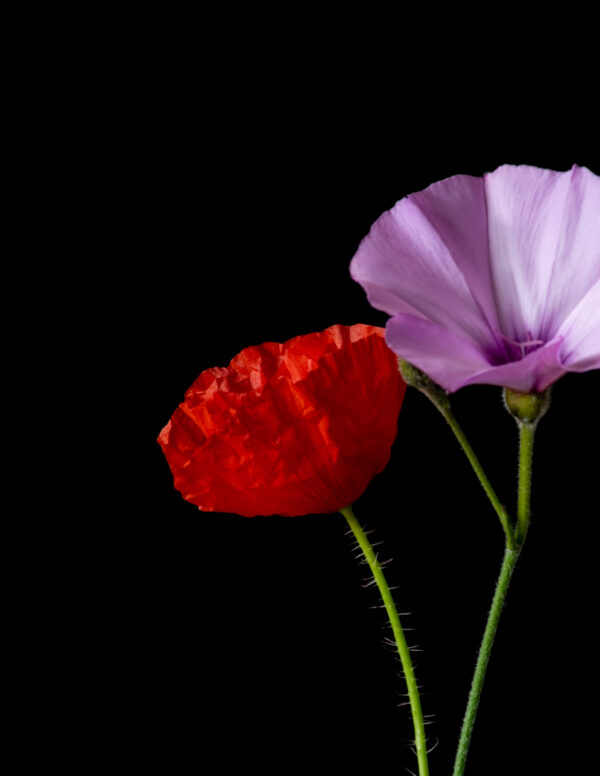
<box><xmin>158</xmin><ymin>324</ymin><xmax>406</xmax><ymax>516</ymax></box>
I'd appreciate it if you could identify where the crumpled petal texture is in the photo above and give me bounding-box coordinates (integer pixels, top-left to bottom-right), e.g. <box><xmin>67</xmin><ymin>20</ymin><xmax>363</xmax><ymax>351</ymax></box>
<box><xmin>350</xmin><ymin>164</ymin><xmax>600</xmax><ymax>392</ymax></box>
<box><xmin>158</xmin><ymin>324</ymin><xmax>406</xmax><ymax>517</ymax></box>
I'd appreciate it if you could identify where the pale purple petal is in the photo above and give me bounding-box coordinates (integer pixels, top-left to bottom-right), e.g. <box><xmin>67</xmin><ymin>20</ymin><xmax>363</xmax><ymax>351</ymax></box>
<box><xmin>386</xmin><ymin>314</ymin><xmax>492</xmax><ymax>393</ymax></box>
<box><xmin>350</xmin><ymin>180</ymin><xmax>498</xmax><ymax>353</ymax></box>
<box><xmin>485</xmin><ymin>164</ymin><xmax>600</xmax><ymax>341</ymax></box>
<box><xmin>388</xmin><ymin>315</ymin><xmax>567</xmax><ymax>393</ymax></box>
<box><xmin>564</xmin><ymin>324</ymin><xmax>600</xmax><ymax>372</ymax></box>
<box><xmin>461</xmin><ymin>339</ymin><xmax>566</xmax><ymax>393</ymax></box>
<box><xmin>556</xmin><ymin>278</ymin><xmax>600</xmax><ymax>371</ymax></box>
<box><xmin>409</xmin><ymin>174</ymin><xmax>503</xmax><ymax>338</ymax></box>
<box><xmin>351</xmin><ymin>163</ymin><xmax>600</xmax><ymax>392</ymax></box>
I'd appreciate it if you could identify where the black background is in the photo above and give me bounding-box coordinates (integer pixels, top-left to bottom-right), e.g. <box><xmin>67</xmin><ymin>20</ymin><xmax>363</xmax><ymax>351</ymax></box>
<box><xmin>49</xmin><ymin>29</ymin><xmax>600</xmax><ymax>774</ymax></box>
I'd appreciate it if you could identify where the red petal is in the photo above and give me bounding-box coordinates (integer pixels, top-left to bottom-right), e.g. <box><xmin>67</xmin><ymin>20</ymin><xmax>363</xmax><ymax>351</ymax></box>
<box><xmin>158</xmin><ymin>324</ymin><xmax>406</xmax><ymax>516</ymax></box>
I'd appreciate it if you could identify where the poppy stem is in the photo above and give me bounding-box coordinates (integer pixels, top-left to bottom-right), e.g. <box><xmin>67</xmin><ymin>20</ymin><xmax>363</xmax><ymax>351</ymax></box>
<box><xmin>340</xmin><ymin>504</ymin><xmax>430</xmax><ymax>776</ymax></box>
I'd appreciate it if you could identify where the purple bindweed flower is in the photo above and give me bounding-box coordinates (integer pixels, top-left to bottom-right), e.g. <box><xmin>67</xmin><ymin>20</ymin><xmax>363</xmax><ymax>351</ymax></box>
<box><xmin>350</xmin><ymin>164</ymin><xmax>600</xmax><ymax>393</ymax></box>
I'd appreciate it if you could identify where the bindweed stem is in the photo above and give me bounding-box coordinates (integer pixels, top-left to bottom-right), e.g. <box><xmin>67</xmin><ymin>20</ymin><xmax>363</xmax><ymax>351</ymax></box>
<box><xmin>451</xmin><ymin>546</ymin><xmax>519</xmax><ymax>776</ymax></box>
<box><xmin>452</xmin><ymin>414</ymin><xmax>538</xmax><ymax>775</ymax></box>
<box><xmin>515</xmin><ymin>422</ymin><xmax>535</xmax><ymax>545</ymax></box>
<box><xmin>398</xmin><ymin>360</ymin><xmax>514</xmax><ymax>548</ymax></box>
<box><xmin>441</xmin><ymin>408</ymin><xmax>515</xmax><ymax>549</ymax></box>
<box><xmin>397</xmin><ymin>364</ymin><xmax>546</xmax><ymax>772</ymax></box>
<box><xmin>503</xmin><ymin>385</ymin><xmax>548</xmax><ymax>547</ymax></box>
<box><xmin>340</xmin><ymin>505</ymin><xmax>430</xmax><ymax>776</ymax></box>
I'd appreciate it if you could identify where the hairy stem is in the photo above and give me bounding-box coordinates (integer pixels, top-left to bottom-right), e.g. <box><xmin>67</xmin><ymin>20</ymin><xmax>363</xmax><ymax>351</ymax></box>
<box><xmin>341</xmin><ymin>504</ymin><xmax>430</xmax><ymax>776</ymax></box>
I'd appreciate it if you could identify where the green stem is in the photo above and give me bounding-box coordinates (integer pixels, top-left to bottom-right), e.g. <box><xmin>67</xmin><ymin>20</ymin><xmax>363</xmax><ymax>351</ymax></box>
<box><xmin>341</xmin><ymin>505</ymin><xmax>430</xmax><ymax>776</ymax></box>
<box><xmin>451</xmin><ymin>547</ymin><xmax>519</xmax><ymax>776</ymax></box>
<box><xmin>397</xmin><ymin>361</ymin><xmax>515</xmax><ymax>547</ymax></box>
<box><xmin>437</xmin><ymin>407</ymin><xmax>515</xmax><ymax>549</ymax></box>
<box><xmin>516</xmin><ymin>422</ymin><xmax>535</xmax><ymax>545</ymax></box>
<box><xmin>452</xmin><ymin>420</ymin><xmax>536</xmax><ymax>775</ymax></box>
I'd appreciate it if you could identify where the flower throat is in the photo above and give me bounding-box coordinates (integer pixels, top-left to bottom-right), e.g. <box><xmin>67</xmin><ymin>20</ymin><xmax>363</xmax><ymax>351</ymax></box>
<box><xmin>499</xmin><ymin>331</ymin><xmax>545</xmax><ymax>362</ymax></box>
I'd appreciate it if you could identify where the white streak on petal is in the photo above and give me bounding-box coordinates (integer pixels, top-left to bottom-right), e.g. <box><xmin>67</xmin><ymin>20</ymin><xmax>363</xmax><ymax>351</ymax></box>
<box><xmin>484</xmin><ymin>164</ymin><xmax>600</xmax><ymax>341</ymax></box>
<box><xmin>556</xmin><ymin>278</ymin><xmax>600</xmax><ymax>370</ymax></box>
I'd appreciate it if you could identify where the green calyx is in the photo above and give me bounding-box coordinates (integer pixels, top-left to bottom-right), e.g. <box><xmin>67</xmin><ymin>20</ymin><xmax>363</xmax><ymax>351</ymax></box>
<box><xmin>503</xmin><ymin>387</ymin><xmax>551</xmax><ymax>425</ymax></box>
